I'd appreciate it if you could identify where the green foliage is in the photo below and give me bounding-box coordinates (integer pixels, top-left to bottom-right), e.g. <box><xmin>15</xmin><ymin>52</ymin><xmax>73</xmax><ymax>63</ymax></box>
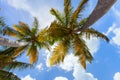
<box><xmin>48</xmin><ymin>0</ymin><xmax>109</xmax><ymax>69</ymax></box>
<box><xmin>0</xmin><ymin>70</ymin><xmax>20</xmax><ymax>80</ymax></box>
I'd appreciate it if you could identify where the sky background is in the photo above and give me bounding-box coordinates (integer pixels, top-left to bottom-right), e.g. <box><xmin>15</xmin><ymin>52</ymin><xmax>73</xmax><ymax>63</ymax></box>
<box><xmin>0</xmin><ymin>0</ymin><xmax>120</xmax><ymax>80</ymax></box>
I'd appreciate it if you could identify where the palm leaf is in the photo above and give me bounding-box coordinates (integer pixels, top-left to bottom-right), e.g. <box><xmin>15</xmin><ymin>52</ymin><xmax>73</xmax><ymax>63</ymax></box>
<box><xmin>37</xmin><ymin>28</ymin><xmax>49</xmax><ymax>43</ymax></box>
<box><xmin>64</xmin><ymin>0</ymin><xmax>72</xmax><ymax>26</ymax></box>
<box><xmin>3</xmin><ymin>61</ymin><xmax>32</xmax><ymax>71</ymax></box>
<box><xmin>27</xmin><ymin>44</ymin><xmax>38</xmax><ymax>64</ymax></box>
<box><xmin>13</xmin><ymin>45</ymin><xmax>27</xmax><ymax>58</ymax></box>
<box><xmin>75</xmin><ymin>18</ymin><xmax>88</xmax><ymax>28</ymax></box>
<box><xmin>32</xmin><ymin>17</ymin><xmax>39</xmax><ymax>34</ymax></box>
<box><xmin>50</xmin><ymin>8</ymin><xmax>65</xmax><ymax>25</ymax></box>
<box><xmin>13</xmin><ymin>22</ymin><xmax>31</xmax><ymax>36</ymax></box>
<box><xmin>0</xmin><ymin>47</ymin><xmax>16</xmax><ymax>56</ymax></box>
<box><xmin>80</xmin><ymin>28</ymin><xmax>109</xmax><ymax>42</ymax></box>
<box><xmin>48</xmin><ymin>21</ymin><xmax>70</xmax><ymax>41</ymax></box>
<box><xmin>0</xmin><ymin>70</ymin><xmax>20</xmax><ymax>80</ymax></box>
<box><xmin>72</xmin><ymin>0</ymin><xmax>88</xmax><ymax>22</ymax></box>
<box><xmin>73</xmin><ymin>36</ymin><xmax>93</xmax><ymax>69</ymax></box>
<box><xmin>50</xmin><ymin>38</ymin><xmax>70</xmax><ymax>66</ymax></box>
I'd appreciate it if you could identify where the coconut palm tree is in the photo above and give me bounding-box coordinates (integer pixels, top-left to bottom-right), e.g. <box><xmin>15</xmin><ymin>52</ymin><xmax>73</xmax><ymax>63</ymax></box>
<box><xmin>46</xmin><ymin>0</ymin><xmax>109</xmax><ymax>69</ymax></box>
<box><xmin>4</xmin><ymin>17</ymin><xmax>49</xmax><ymax>64</ymax></box>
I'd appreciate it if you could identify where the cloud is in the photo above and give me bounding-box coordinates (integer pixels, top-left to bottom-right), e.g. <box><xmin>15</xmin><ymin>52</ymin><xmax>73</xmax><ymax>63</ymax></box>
<box><xmin>113</xmin><ymin>72</ymin><xmax>120</xmax><ymax>80</ymax></box>
<box><xmin>54</xmin><ymin>76</ymin><xmax>68</xmax><ymax>80</ymax></box>
<box><xmin>111</xmin><ymin>27</ymin><xmax>120</xmax><ymax>47</ymax></box>
<box><xmin>84</xmin><ymin>38</ymin><xmax>100</xmax><ymax>54</ymax></box>
<box><xmin>73</xmin><ymin>63</ymin><xmax>97</xmax><ymax>80</ymax></box>
<box><xmin>59</xmin><ymin>54</ymin><xmax>78</xmax><ymax>71</ymax></box>
<box><xmin>105</xmin><ymin>23</ymin><xmax>120</xmax><ymax>47</ymax></box>
<box><xmin>59</xmin><ymin>54</ymin><xmax>98</xmax><ymax>80</ymax></box>
<box><xmin>36</xmin><ymin>63</ymin><xmax>44</xmax><ymax>71</ymax></box>
<box><xmin>6</xmin><ymin>0</ymin><xmax>62</xmax><ymax>28</ymax></box>
<box><xmin>105</xmin><ymin>23</ymin><xmax>117</xmax><ymax>36</ymax></box>
<box><xmin>21</xmin><ymin>75</ymin><xmax>36</xmax><ymax>80</ymax></box>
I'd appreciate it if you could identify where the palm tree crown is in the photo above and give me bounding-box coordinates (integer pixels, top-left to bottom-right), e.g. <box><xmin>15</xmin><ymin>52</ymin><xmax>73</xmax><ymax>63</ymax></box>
<box><xmin>4</xmin><ymin>17</ymin><xmax>49</xmax><ymax>64</ymax></box>
<box><xmin>45</xmin><ymin>0</ymin><xmax>109</xmax><ymax>69</ymax></box>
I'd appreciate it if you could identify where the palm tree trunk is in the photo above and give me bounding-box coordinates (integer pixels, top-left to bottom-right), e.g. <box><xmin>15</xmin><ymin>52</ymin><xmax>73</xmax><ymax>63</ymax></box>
<box><xmin>0</xmin><ymin>37</ymin><xmax>28</xmax><ymax>47</ymax></box>
<box><xmin>73</xmin><ymin>0</ymin><xmax>117</xmax><ymax>33</ymax></box>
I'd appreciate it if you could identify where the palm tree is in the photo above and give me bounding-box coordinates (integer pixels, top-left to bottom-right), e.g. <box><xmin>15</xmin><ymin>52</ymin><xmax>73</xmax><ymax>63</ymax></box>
<box><xmin>45</xmin><ymin>0</ymin><xmax>109</xmax><ymax>69</ymax></box>
<box><xmin>4</xmin><ymin>17</ymin><xmax>49</xmax><ymax>64</ymax></box>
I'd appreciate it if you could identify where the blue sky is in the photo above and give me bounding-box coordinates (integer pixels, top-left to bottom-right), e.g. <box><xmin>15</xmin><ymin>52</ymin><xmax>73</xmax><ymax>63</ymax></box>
<box><xmin>0</xmin><ymin>0</ymin><xmax>120</xmax><ymax>80</ymax></box>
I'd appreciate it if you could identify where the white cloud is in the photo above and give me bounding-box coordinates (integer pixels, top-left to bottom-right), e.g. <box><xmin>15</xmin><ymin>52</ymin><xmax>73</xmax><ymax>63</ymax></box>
<box><xmin>106</xmin><ymin>23</ymin><xmax>120</xmax><ymax>47</ymax></box>
<box><xmin>36</xmin><ymin>63</ymin><xmax>44</xmax><ymax>71</ymax></box>
<box><xmin>6</xmin><ymin>0</ymin><xmax>62</xmax><ymax>29</ymax></box>
<box><xmin>59</xmin><ymin>54</ymin><xmax>78</xmax><ymax>71</ymax></box>
<box><xmin>59</xmin><ymin>54</ymin><xmax>98</xmax><ymax>80</ymax></box>
<box><xmin>105</xmin><ymin>23</ymin><xmax>117</xmax><ymax>36</ymax></box>
<box><xmin>84</xmin><ymin>38</ymin><xmax>100</xmax><ymax>54</ymax></box>
<box><xmin>54</xmin><ymin>76</ymin><xmax>68</xmax><ymax>80</ymax></box>
<box><xmin>73</xmin><ymin>63</ymin><xmax>97</xmax><ymax>80</ymax></box>
<box><xmin>113</xmin><ymin>72</ymin><xmax>120</xmax><ymax>80</ymax></box>
<box><xmin>21</xmin><ymin>75</ymin><xmax>36</xmax><ymax>80</ymax></box>
<box><xmin>111</xmin><ymin>27</ymin><xmax>120</xmax><ymax>46</ymax></box>
<box><xmin>45</xmin><ymin>43</ymin><xmax>58</xmax><ymax>67</ymax></box>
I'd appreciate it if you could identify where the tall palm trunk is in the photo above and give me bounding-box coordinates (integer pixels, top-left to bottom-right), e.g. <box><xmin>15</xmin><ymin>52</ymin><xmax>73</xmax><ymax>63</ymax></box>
<box><xmin>0</xmin><ymin>37</ymin><xmax>28</xmax><ymax>47</ymax></box>
<box><xmin>73</xmin><ymin>0</ymin><xmax>117</xmax><ymax>33</ymax></box>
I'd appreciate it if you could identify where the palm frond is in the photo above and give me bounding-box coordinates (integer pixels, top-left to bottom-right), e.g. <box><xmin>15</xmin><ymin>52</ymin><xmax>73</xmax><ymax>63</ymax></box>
<box><xmin>80</xmin><ymin>28</ymin><xmax>109</xmax><ymax>42</ymax></box>
<box><xmin>19</xmin><ymin>21</ymin><xmax>31</xmax><ymax>34</ymax></box>
<box><xmin>50</xmin><ymin>8</ymin><xmax>65</xmax><ymax>25</ymax></box>
<box><xmin>72</xmin><ymin>0</ymin><xmax>88</xmax><ymax>22</ymax></box>
<box><xmin>47</xmin><ymin>21</ymin><xmax>71</xmax><ymax>42</ymax></box>
<box><xmin>64</xmin><ymin>0</ymin><xmax>72</xmax><ymax>26</ymax></box>
<box><xmin>37</xmin><ymin>27</ymin><xmax>49</xmax><ymax>43</ymax></box>
<box><xmin>0</xmin><ymin>55</ymin><xmax>13</xmax><ymax>68</ymax></box>
<box><xmin>73</xmin><ymin>36</ymin><xmax>93</xmax><ymax>69</ymax></box>
<box><xmin>0</xmin><ymin>70</ymin><xmax>20</xmax><ymax>80</ymax></box>
<box><xmin>75</xmin><ymin>18</ymin><xmax>88</xmax><ymax>28</ymax></box>
<box><xmin>0</xmin><ymin>17</ymin><xmax>6</xmax><ymax>27</ymax></box>
<box><xmin>50</xmin><ymin>38</ymin><xmax>70</xmax><ymax>66</ymax></box>
<box><xmin>27</xmin><ymin>44</ymin><xmax>38</xmax><ymax>64</ymax></box>
<box><xmin>32</xmin><ymin>17</ymin><xmax>39</xmax><ymax>34</ymax></box>
<box><xmin>13</xmin><ymin>22</ymin><xmax>31</xmax><ymax>36</ymax></box>
<box><xmin>3</xmin><ymin>61</ymin><xmax>32</xmax><ymax>71</ymax></box>
<box><xmin>13</xmin><ymin>46</ymin><xmax>27</xmax><ymax>58</ymax></box>
<box><xmin>0</xmin><ymin>47</ymin><xmax>16</xmax><ymax>56</ymax></box>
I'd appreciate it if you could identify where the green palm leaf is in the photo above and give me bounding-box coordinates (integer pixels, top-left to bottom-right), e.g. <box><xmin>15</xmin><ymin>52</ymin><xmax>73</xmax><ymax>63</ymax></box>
<box><xmin>3</xmin><ymin>61</ymin><xmax>32</xmax><ymax>71</ymax></box>
<box><xmin>73</xmin><ymin>36</ymin><xmax>93</xmax><ymax>69</ymax></box>
<box><xmin>80</xmin><ymin>28</ymin><xmax>109</xmax><ymax>42</ymax></box>
<box><xmin>0</xmin><ymin>70</ymin><xmax>20</xmax><ymax>80</ymax></box>
<box><xmin>27</xmin><ymin>44</ymin><xmax>38</xmax><ymax>64</ymax></box>
<box><xmin>72</xmin><ymin>0</ymin><xmax>88</xmax><ymax>23</ymax></box>
<box><xmin>50</xmin><ymin>8</ymin><xmax>65</xmax><ymax>25</ymax></box>
<box><xmin>64</xmin><ymin>0</ymin><xmax>72</xmax><ymax>26</ymax></box>
<box><xmin>50</xmin><ymin>38</ymin><xmax>70</xmax><ymax>66</ymax></box>
<box><xmin>32</xmin><ymin>17</ymin><xmax>39</xmax><ymax>34</ymax></box>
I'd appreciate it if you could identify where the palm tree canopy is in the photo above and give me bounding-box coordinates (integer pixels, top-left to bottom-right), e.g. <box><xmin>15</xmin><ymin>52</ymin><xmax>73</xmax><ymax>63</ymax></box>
<box><xmin>4</xmin><ymin>17</ymin><xmax>50</xmax><ymax>64</ymax></box>
<box><xmin>45</xmin><ymin>0</ymin><xmax>109</xmax><ymax>69</ymax></box>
